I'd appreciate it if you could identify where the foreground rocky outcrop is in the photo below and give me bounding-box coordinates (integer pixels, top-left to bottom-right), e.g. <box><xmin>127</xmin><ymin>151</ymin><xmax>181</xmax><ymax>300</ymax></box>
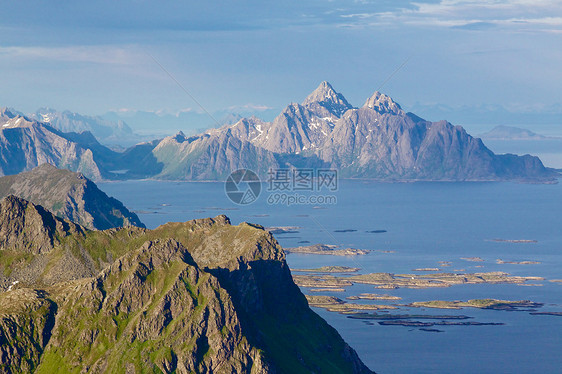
<box><xmin>0</xmin><ymin>196</ymin><xmax>373</xmax><ymax>373</ymax></box>
<box><xmin>0</xmin><ymin>164</ymin><xmax>144</xmax><ymax>230</ymax></box>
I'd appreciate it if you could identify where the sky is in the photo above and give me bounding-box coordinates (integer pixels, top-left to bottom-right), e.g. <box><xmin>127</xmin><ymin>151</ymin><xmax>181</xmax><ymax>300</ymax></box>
<box><xmin>1</xmin><ymin>0</ymin><xmax>561</xmax><ymax>132</ymax></box>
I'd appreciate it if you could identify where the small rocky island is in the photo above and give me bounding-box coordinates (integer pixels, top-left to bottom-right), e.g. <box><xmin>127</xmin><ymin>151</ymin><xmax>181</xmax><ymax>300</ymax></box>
<box><xmin>306</xmin><ymin>295</ymin><xmax>397</xmax><ymax>312</ymax></box>
<box><xmin>285</xmin><ymin>244</ymin><xmax>369</xmax><ymax>256</ymax></box>
<box><xmin>292</xmin><ymin>266</ymin><xmax>361</xmax><ymax>273</ymax></box>
<box><xmin>293</xmin><ymin>271</ymin><xmax>543</xmax><ymax>290</ymax></box>
<box><xmin>405</xmin><ymin>299</ymin><xmax>544</xmax><ymax>311</ymax></box>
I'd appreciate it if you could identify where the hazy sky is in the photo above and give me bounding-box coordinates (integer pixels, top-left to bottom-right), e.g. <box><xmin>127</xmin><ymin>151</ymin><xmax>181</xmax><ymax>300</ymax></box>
<box><xmin>1</xmin><ymin>0</ymin><xmax>561</xmax><ymax>125</ymax></box>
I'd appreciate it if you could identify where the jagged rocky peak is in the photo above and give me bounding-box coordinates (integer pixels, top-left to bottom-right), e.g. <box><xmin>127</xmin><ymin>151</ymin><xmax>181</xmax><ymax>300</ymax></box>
<box><xmin>0</xmin><ymin>108</ymin><xmax>34</xmax><ymax>128</ymax></box>
<box><xmin>31</xmin><ymin>162</ymin><xmax>64</xmax><ymax>174</ymax></box>
<box><xmin>225</xmin><ymin>116</ymin><xmax>268</xmax><ymax>142</ymax></box>
<box><xmin>284</xmin><ymin>102</ymin><xmax>304</xmax><ymax>116</ymax></box>
<box><xmin>363</xmin><ymin>91</ymin><xmax>404</xmax><ymax>115</ymax></box>
<box><xmin>158</xmin><ymin>130</ymin><xmax>190</xmax><ymax>145</ymax></box>
<box><xmin>0</xmin><ymin>211</ymin><xmax>374</xmax><ymax>373</ymax></box>
<box><xmin>302</xmin><ymin>81</ymin><xmax>353</xmax><ymax>117</ymax></box>
<box><xmin>0</xmin><ymin>195</ymin><xmax>82</xmax><ymax>254</ymax></box>
<box><xmin>172</xmin><ymin>130</ymin><xmax>188</xmax><ymax>142</ymax></box>
<box><xmin>231</xmin><ymin>115</ymin><xmax>267</xmax><ymax>131</ymax></box>
<box><xmin>0</xmin><ymin>107</ymin><xmax>14</xmax><ymax>118</ymax></box>
<box><xmin>32</xmin><ymin>107</ymin><xmax>58</xmax><ymax>122</ymax></box>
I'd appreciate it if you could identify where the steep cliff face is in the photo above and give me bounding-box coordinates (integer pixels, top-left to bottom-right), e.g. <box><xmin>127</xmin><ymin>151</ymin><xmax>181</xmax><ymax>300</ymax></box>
<box><xmin>317</xmin><ymin>96</ymin><xmax>554</xmax><ymax>181</ymax></box>
<box><xmin>0</xmin><ymin>289</ymin><xmax>57</xmax><ymax>373</ymax></box>
<box><xmin>302</xmin><ymin>81</ymin><xmax>353</xmax><ymax>119</ymax></box>
<box><xmin>37</xmin><ymin>239</ymin><xmax>271</xmax><ymax>374</ymax></box>
<box><xmin>0</xmin><ymin>164</ymin><xmax>144</xmax><ymax>230</ymax></box>
<box><xmin>0</xmin><ymin>195</ymin><xmax>82</xmax><ymax>255</ymax></box>
<box><xmin>0</xmin><ymin>196</ymin><xmax>102</xmax><ymax>291</ymax></box>
<box><xmin>0</xmin><ymin>197</ymin><xmax>374</xmax><ymax>373</ymax></box>
<box><xmin>169</xmin><ymin>219</ymin><xmax>371</xmax><ymax>373</ymax></box>
<box><xmin>319</xmin><ymin>108</ymin><xmax>493</xmax><ymax>179</ymax></box>
<box><xmin>253</xmin><ymin>82</ymin><xmax>352</xmax><ymax>154</ymax></box>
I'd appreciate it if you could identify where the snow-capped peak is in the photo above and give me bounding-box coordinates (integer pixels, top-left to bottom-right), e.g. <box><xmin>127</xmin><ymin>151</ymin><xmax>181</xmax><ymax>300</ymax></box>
<box><xmin>302</xmin><ymin>81</ymin><xmax>353</xmax><ymax>117</ymax></box>
<box><xmin>363</xmin><ymin>91</ymin><xmax>404</xmax><ymax>115</ymax></box>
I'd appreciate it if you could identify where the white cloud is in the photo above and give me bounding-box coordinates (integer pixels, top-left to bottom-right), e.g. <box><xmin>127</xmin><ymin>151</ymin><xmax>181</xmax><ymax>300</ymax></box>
<box><xmin>339</xmin><ymin>0</ymin><xmax>562</xmax><ymax>32</ymax></box>
<box><xmin>227</xmin><ymin>103</ymin><xmax>273</xmax><ymax>112</ymax></box>
<box><xmin>340</xmin><ymin>13</ymin><xmax>377</xmax><ymax>19</ymax></box>
<box><xmin>0</xmin><ymin>45</ymin><xmax>144</xmax><ymax>65</ymax></box>
<box><xmin>410</xmin><ymin>0</ymin><xmax>561</xmax><ymax>15</ymax></box>
<box><xmin>109</xmin><ymin>108</ymin><xmax>197</xmax><ymax>116</ymax></box>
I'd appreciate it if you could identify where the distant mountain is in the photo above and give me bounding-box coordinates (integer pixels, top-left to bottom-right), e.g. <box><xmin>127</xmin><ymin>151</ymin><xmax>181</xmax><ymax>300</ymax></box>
<box><xmin>0</xmin><ymin>196</ymin><xmax>373</xmax><ymax>373</ymax></box>
<box><xmin>0</xmin><ymin>108</ymin><xmax>154</xmax><ymax>181</ymax></box>
<box><xmin>220</xmin><ymin>82</ymin><xmax>556</xmax><ymax>182</ymax></box>
<box><xmin>0</xmin><ymin>164</ymin><xmax>144</xmax><ymax>230</ymax></box>
<box><xmin>316</xmin><ymin>93</ymin><xmax>551</xmax><ymax>180</ymax></box>
<box><xmin>0</xmin><ymin>108</ymin><xmax>162</xmax><ymax>180</ymax></box>
<box><xmin>103</xmin><ymin>107</ymin><xmax>279</xmax><ymax>138</ymax></box>
<box><xmin>1</xmin><ymin>83</ymin><xmax>557</xmax><ymax>182</ymax></box>
<box><xmin>117</xmin><ymin>127</ymin><xmax>322</xmax><ymax>181</ymax></box>
<box><xmin>0</xmin><ymin>108</ymin><xmax>111</xmax><ymax>180</ymax></box>
<box><xmin>150</xmin><ymin>130</ymin><xmax>282</xmax><ymax>180</ymax></box>
<box><xmin>26</xmin><ymin>107</ymin><xmax>158</xmax><ymax>147</ymax></box>
<box><xmin>409</xmin><ymin>102</ymin><xmax>562</xmax><ymax>127</ymax></box>
<box><xmin>479</xmin><ymin>125</ymin><xmax>554</xmax><ymax>140</ymax></box>
<box><xmin>28</xmin><ymin>107</ymin><xmax>133</xmax><ymax>142</ymax></box>
<box><xmin>241</xmin><ymin>81</ymin><xmax>353</xmax><ymax>154</ymax></box>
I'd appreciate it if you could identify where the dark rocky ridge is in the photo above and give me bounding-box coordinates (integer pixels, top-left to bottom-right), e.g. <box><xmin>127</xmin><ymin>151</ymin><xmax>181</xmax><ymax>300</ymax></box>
<box><xmin>0</xmin><ymin>196</ymin><xmax>374</xmax><ymax>373</ymax></box>
<box><xmin>0</xmin><ymin>195</ymin><xmax>83</xmax><ymax>255</ymax></box>
<box><xmin>0</xmin><ymin>164</ymin><xmax>144</xmax><ymax>230</ymax></box>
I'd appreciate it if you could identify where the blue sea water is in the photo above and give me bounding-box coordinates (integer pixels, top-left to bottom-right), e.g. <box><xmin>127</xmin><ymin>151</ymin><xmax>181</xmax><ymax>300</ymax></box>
<box><xmin>99</xmin><ymin>180</ymin><xmax>562</xmax><ymax>374</ymax></box>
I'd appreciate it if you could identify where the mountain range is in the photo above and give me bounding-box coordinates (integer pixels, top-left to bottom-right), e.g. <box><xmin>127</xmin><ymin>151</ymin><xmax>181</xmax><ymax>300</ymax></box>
<box><xmin>102</xmin><ymin>108</ymin><xmax>280</xmax><ymax>138</ymax></box>
<box><xmin>27</xmin><ymin>108</ymin><xmax>136</xmax><ymax>146</ymax></box>
<box><xmin>1</xmin><ymin>82</ymin><xmax>557</xmax><ymax>182</ymax></box>
<box><xmin>0</xmin><ymin>107</ymin><xmax>111</xmax><ymax>180</ymax></box>
<box><xmin>0</xmin><ymin>164</ymin><xmax>144</xmax><ymax>230</ymax></box>
<box><xmin>479</xmin><ymin>125</ymin><xmax>558</xmax><ymax>140</ymax></box>
<box><xmin>0</xmin><ymin>195</ymin><xmax>373</xmax><ymax>373</ymax></box>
